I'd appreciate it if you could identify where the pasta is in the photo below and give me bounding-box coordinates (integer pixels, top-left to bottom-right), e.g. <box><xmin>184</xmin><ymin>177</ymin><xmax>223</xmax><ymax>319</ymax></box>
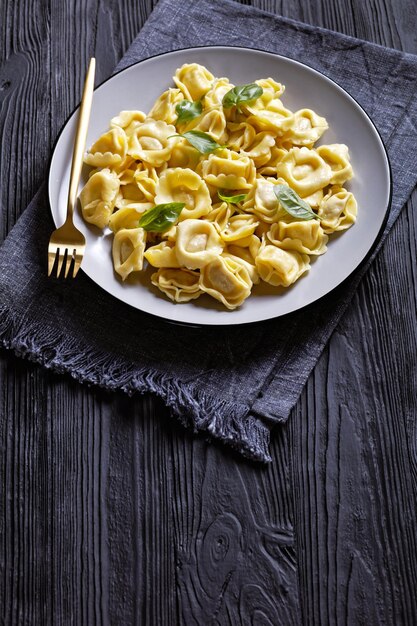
<box><xmin>80</xmin><ymin>62</ymin><xmax>358</xmax><ymax>309</ymax></box>
<box><xmin>112</xmin><ymin>227</ymin><xmax>147</xmax><ymax>281</ymax></box>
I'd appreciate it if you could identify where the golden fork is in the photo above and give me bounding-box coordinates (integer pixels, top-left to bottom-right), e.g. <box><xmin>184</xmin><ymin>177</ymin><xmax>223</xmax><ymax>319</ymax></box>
<box><xmin>48</xmin><ymin>57</ymin><xmax>96</xmax><ymax>278</ymax></box>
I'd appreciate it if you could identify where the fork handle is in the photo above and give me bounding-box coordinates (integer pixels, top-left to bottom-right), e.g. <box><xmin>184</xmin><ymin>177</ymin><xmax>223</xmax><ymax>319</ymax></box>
<box><xmin>67</xmin><ymin>57</ymin><xmax>96</xmax><ymax>221</ymax></box>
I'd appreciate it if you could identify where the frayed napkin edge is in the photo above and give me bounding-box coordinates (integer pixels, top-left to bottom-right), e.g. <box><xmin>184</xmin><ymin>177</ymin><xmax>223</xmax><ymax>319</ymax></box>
<box><xmin>0</xmin><ymin>302</ymin><xmax>272</xmax><ymax>463</ymax></box>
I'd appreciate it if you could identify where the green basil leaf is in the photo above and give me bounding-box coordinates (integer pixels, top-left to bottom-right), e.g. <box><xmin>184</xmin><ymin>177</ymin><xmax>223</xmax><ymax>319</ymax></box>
<box><xmin>222</xmin><ymin>83</ymin><xmax>263</xmax><ymax>110</ymax></box>
<box><xmin>138</xmin><ymin>202</ymin><xmax>185</xmax><ymax>232</ymax></box>
<box><xmin>218</xmin><ymin>190</ymin><xmax>248</xmax><ymax>205</ymax></box>
<box><xmin>175</xmin><ymin>99</ymin><xmax>203</xmax><ymax>123</ymax></box>
<box><xmin>172</xmin><ymin>130</ymin><xmax>225</xmax><ymax>154</ymax></box>
<box><xmin>273</xmin><ymin>185</ymin><xmax>320</xmax><ymax>221</ymax></box>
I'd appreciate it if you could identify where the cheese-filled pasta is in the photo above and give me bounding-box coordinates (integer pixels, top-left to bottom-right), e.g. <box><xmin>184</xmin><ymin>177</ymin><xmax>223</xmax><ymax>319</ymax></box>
<box><xmin>276</xmin><ymin>147</ymin><xmax>332</xmax><ymax>197</ymax></box>
<box><xmin>154</xmin><ymin>168</ymin><xmax>212</xmax><ymax>220</ymax></box>
<box><xmin>268</xmin><ymin>220</ymin><xmax>328</xmax><ymax>255</ymax></box>
<box><xmin>247</xmin><ymin>99</ymin><xmax>294</xmax><ymax>135</ymax></box>
<box><xmin>243</xmin><ymin>178</ymin><xmax>290</xmax><ymax>223</ymax></box>
<box><xmin>148</xmin><ymin>89</ymin><xmax>184</xmax><ymax>124</ymax></box>
<box><xmin>254</xmin><ymin>78</ymin><xmax>285</xmax><ymax>101</ymax></box>
<box><xmin>318</xmin><ymin>186</ymin><xmax>357</xmax><ymax>233</ymax></box>
<box><xmin>203</xmin><ymin>78</ymin><xmax>233</xmax><ymax>108</ymax></box>
<box><xmin>200</xmin><ymin>257</ymin><xmax>252</xmax><ymax>309</ymax></box>
<box><xmin>174</xmin><ymin>63</ymin><xmax>215</xmax><ymax>101</ymax></box>
<box><xmin>200</xmin><ymin>148</ymin><xmax>256</xmax><ymax>189</ymax></box>
<box><xmin>110</xmin><ymin>110</ymin><xmax>146</xmax><ymax>131</ymax></box>
<box><xmin>205</xmin><ymin>202</ymin><xmax>232</xmax><ymax>232</ymax></box>
<box><xmin>80</xmin><ymin>168</ymin><xmax>120</xmax><ymax>228</ymax></box>
<box><xmin>133</xmin><ymin>164</ymin><xmax>159</xmax><ymax>202</ymax></box>
<box><xmin>255</xmin><ymin>244</ymin><xmax>310</xmax><ymax>287</ymax></box>
<box><xmin>151</xmin><ymin>268</ymin><xmax>202</xmax><ymax>302</ymax></box>
<box><xmin>220</xmin><ymin>214</ymin><xmax>258</xmax><ymax>243</ymax></box>
<box><xmin>84</xmin><ymin>127</ymin><xmax>128</xmax><ymax>168</ymax></box>
<box><xmin>284</xmin><ymin>109</ymin><xmax>328</xmax><ymax>147</ymax></box>
<box><xmin>168</xmin><ymin>141</ymin><xmax>201</xmax><ymax>170</ymax></box>
<box><xmin>241</xmin><ymin>132</ymin><xmax>276</xmax><ymax>167</ymax></box>
<box><xmin>109</xmin><ymin>205</ymin><xmax>152</xmax><ymax>232</ymax></box>
<box><xmin>222</xmin><ymin>249</ymin><xmax>260</xmax><ymax>284</ymax></box>
<box><xmin>316</xmin><ymin>144</ymin><xmax>353</xmax><ymax>185</ymax></box>
<box><xmin>182</xmin><ymin>108</ymin><xmax>228</xmax><ymax>144</ymax></box>
<box><xmin>175</xmin><ymin>219</ymin><xmax>224</xmax><ymax>269</ymax></box>
<box><xmin>80</xmin><ymin>63</ymin><xmax>358</xmax><ymax>310</ymax></box>
<box><xmin>144</xmin><ymin>241</ymin><xmax>181</xmax><ymax>268</ymax></box>
<box><xmin>112</xmin><ymin>227</ymin><xmax>147</xmax><ymax>281</ymax></box>
<box><xmin>227</xmin><ymin>122</ymin><xmax>257</xmax><ymax>152</ymax></box>
<box><xmin>127</xmin><ymin>119</ymin><xmax>176</xmax><ymax>166</ymax></box>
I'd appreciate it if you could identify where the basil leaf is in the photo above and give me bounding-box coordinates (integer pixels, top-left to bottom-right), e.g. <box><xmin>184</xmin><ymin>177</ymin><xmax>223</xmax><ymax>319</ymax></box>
<box><xmin>138</xmin><ymin>202</ymin><xmax>185</xmax><ymax>232</ymax></box>
<box><xmin>222</xmin><ymin>83</ymin><xmax>263</xmax><ymax>110</ymax></box>
<box><xmin>273</xmin><ymin>185</ymin><xmax>319</xmax><ymax>221</ymax></box>
<box><xmin>172</xmin><ymin>130</ymin><xmax>225</xmax><ymax>154</ymax></box>
<box><xmin>176</xmin><ymin>99</ymin><xmax>202</xmax><ymax>124</ymax></box>
<box><xmin>218</xmin><ymin>190</ymin><xmax>248</xmax><ymax>205</ymax></box>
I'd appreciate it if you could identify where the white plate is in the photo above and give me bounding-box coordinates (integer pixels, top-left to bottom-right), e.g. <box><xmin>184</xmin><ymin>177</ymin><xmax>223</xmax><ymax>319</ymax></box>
<box><xmin>49</xmin><ymin>46</ymin><xmax>391</xmax><ymax>326</ymax></box>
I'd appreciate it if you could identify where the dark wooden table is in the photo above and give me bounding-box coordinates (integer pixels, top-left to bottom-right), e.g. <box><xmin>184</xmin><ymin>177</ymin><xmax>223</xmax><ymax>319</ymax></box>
<box><xmin>1</xmin><ymin>1</ymin><xmax>417</xmax><ymax>624</ymax></box>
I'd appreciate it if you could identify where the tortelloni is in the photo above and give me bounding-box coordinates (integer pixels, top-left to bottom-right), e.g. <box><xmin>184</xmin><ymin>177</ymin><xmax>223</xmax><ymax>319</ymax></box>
<box><xmin>316</xmin><ymin>144</ymin><xmax>353</xmax><ymax>185</ymax></box>
<box><xmin>127</xmin><ymin>119</ymin><xmax>176</xmax><ymax>166</ymax></box>
<box><xmin>284</xmin><ymin>109</ymin><xmax>328</xmax><ymax>147</ymax></box>
<box><xmin>174</xmin><ymin>63</ymin><xmax>215</xmax><ymax>101</ymax></box>
<box><xmin>203</xmin><ymin>78</ymin><xmax>234</xmax><ymax>108</ymax></box>
<box><xmin>318</xmin><ymin>186</ymin><xmax>357</xmax><ymax>233</ymax></box>
<box><xmin>255</xmin><ymin>244</ymin><xmax>310</xmax><ymax>287</ymax></box>
<box><xmin>175</xmin><ymin>219</ymin><xmax>224</xmax><ymax>269</ymax></box>
<box><xmin>205</xmin><ymin>202</ymin><xmax>232</xmax><ymax>231</ymax></box>
<box><xmin>168</xmin><ymin>142</ymin><xmax>201</xmax><ymax>170</ymax></box>
<box><xmin>182</xmin><ymin>108</ymin><xmax>228</xmax><ymax>144</ymax></box>
<box><xmin>80</xmin><ymin>168</ymin><xmax>120</xmax><ymax>228</ymax></box>
<box><xmin>144</xmin><ymin>240</ymin><xmax>181</xmax><ymax>268</ymax></box>
<box><xmin>109</xmin><ymin>205</ymin><xmax>152</xmax><ymax>232</ymax></box>
<box><xmin>147</xmin><ymin>89</ymin><xmax>184</xmax><ymax>124</ymax></box>
<box><xmin>154</xmin><ymin>168</ymin><xmax>212</xmax><ymax>220</ymax></box>
<box><xmin>200</xmin><ymin>148</ymin><xmax>256</xmax><ymax>189</ymax></box>
<box><xmin>276</xmin><ymin>147</ymin><xmax>332</xmax><ymax>197</ymax></box>
<box><xmin>84</xmin><ymin>127</ymin><xmax>128</xmax><ymax>168</ymax></box>
<box><xmin>110</xmin><ymin>110</ymin><xmax>146</xmax><ymax>132</ymax></box>
<box><xmin>112</xmin><ymin>228</ymin><xmax>147</xmax><ymax>281</ymax></box>
<box><xmin>268</xmin><ymin>220</ymin><xmax>328</xmax><ymax>255</ymax></box>
<box><xmin>200</xmin><ymin>257</ymin><xmax>252</xmax><ymax>310</ymax></box>
<box><xmin>247</xmin><ymin>99</ymin><xmax>294</xmax><ymax>135</ymax></box>
<box><xmin>222</xmin><ymin>248</ymin><xmax>260</xmax><ymax>285</ymax></box>
<box><xmin>151</xmin><ymin>268</ymin><xmax>202</xmax><ymax>303</ymax></box>
<box><xmin>80</xmin><ymin>62</ymin><xmax>358</xmax><ymax>310</ymax></box>
<box><xmin>220</xmin><ymin>214</ymin><xmax>258</xmax><ymax>244</ymax></box>
<box><xmin>243</xmin><ymin>178</ymin><xmax>290</xmax><ymax>223</ymax></box>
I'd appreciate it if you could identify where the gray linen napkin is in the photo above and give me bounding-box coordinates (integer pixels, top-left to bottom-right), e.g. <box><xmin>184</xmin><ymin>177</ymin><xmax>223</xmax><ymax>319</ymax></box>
<box><xmin>1</xmin><ymin>0</ymin><xmax>417</xmax><ymax>462</ymax></box>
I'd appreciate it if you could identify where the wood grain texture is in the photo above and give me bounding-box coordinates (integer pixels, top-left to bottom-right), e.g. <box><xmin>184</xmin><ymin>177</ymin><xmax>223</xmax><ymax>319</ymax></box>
<box><xmin>0</xmin><ymin>0</ymin><xmax>416</xmax><ymax>625</ymax></box>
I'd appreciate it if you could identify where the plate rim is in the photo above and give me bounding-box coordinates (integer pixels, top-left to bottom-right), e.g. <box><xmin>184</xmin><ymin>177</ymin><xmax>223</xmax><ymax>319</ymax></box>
<box><xmin>48</xmin><ymin>44</ymin><xmax>393</xmax><ymax>327</ymax></box>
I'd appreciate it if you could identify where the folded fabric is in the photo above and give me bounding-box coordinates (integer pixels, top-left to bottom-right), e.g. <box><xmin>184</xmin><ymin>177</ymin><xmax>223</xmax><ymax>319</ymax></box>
<box><xmin>1</xmin><ymin>0</ymin><xmax>417</xmax><ymax>462</ymax></box>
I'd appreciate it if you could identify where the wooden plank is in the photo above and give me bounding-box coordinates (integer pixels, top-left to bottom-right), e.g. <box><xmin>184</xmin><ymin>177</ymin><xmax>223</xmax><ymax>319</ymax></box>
<box><xmin>0</xmin><ymin>0</ymin><xmax>416</xmax><ymax>624</ymax></box>
<box><xmin>283</xmin><ymin>0</ymin><xmax>417</xmax><ymax>624</ymax></box>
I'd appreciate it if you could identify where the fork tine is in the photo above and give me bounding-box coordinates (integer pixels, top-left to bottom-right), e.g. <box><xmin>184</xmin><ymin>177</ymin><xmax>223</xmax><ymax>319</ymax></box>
<box><xmin>64</xmin><ymin>249</ymin><xmax>75</xmax><ymax>278</ymax></box>
<box><xmin>48</xmin><ymin>250</ymin><xmax>57</xmax><ymax>276</ymax></box>
<box><xmin>72</xmin><ymin>253</ymin><xmax>83</xmax><ymax>278</ymax></box>
<box><xmin>55</xmin><ymin>248</ymin><xmax>67</xmax><ymax>278</ymax></box>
